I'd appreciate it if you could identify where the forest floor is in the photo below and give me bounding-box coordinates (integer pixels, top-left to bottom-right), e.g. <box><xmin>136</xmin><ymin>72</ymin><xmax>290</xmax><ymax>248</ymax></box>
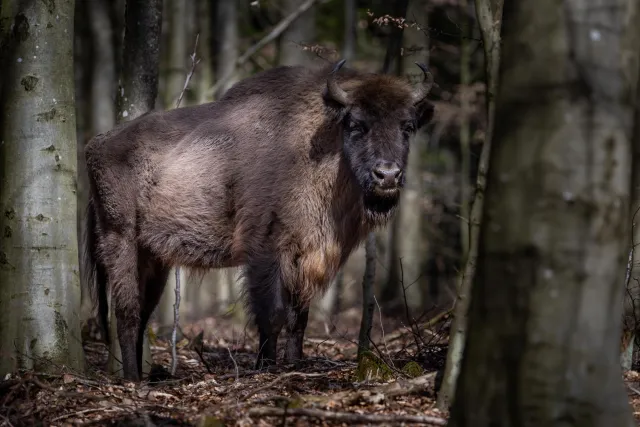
<box><xmin>2</xmin><ymin>308</ymin><xmax>640</xmax><ymax>426</ymax></box>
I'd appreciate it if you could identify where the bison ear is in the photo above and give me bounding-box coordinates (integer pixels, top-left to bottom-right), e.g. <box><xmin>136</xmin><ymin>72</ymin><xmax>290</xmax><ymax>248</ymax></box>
<box><xmin>415</xmin><ymin>99</ymin><xmax>435</xmax><ymax>130</ymax></box>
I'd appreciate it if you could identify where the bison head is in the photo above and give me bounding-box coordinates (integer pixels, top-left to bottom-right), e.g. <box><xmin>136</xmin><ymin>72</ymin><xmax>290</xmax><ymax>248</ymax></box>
<box><xmin>324</xmin><ymin>59</ymin><xmax>435</xmax><ymax>217</ymax></box>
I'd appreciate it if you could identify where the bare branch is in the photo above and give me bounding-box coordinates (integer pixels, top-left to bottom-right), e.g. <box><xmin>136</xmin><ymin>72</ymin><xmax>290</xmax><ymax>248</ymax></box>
<box><xmin>170</xmin><ymin>268</ymin><xmax>181</xmax><ymax>376</ymax></box>
<box><xmin>207</xmin><ymin>0</ymin><xmax>321</xmax><ymax>97</ymax></box>
<box><xmin>170</xmin><ymin>34</ymin><xmax>201</xmax><ymax>377</ymax></box>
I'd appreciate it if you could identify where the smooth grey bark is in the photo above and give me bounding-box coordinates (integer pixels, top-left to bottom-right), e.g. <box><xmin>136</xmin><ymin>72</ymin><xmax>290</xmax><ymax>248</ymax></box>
<box><xmin>0</xmin><ymin>0</ymin><xmax>84</xmax><ymax>375</ymax></box>
<box><xmin>278</xmin><ymin>0</ymin><xmax>316</xmax><ymax>66</ymax></box>
<box><xmin>448</xmin><ymin>0</ymin><xmax>640</xmax><ymax>425</ymax></box>
<box><xmin>214</xmin><ymin>0</ymin><xmax>238</xmax><ymax>99</ymax></box>
<box><xmin>109</xmin><ymin>0</ymin><xmax>163</xmax><ymax>377</ymax></box>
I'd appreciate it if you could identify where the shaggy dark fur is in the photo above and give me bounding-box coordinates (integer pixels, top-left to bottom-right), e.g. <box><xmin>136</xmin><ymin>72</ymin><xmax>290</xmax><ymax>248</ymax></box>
<box><xmin>82</xmin><ymin>60</ymin><xmax>435</xmax><ymax>381</ymax></box>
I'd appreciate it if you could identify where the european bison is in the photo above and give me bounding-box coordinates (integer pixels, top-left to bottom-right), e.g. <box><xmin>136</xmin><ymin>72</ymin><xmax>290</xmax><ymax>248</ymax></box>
<box><xmin>82</xmin><ymin>60</ymin><xmax>435</xmax><ymax>381</ymax></box>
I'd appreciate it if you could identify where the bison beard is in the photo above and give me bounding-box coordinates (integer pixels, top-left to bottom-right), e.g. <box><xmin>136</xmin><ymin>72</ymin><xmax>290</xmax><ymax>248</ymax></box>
<box><xmin>82</xmin><ymin>60</ymin><xmax>435</xmax><ymax>381</ymax></box>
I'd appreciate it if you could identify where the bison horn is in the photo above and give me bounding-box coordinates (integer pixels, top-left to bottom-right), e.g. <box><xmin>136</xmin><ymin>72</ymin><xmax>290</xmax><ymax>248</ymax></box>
<box><xmin>326</xmin><ymin>59</ymin><xmax>350</xmax><ymax>106</ymax></box>
<box><xmin>411</xmin><ymin>62</ymin><xmax>434</xmax><ymax>105</ymax></box>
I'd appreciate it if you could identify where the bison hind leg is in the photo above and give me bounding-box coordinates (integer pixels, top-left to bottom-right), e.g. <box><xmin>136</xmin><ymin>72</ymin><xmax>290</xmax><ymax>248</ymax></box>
<box><xmin>100</xmin><ymin>229</ymin><xmax>142</xmax><ymax>381</ymax></box>
<box><xmin>137</xmin><ymin>250</ymin><xmax>170</xmax><ymax>376</ymax></box>
<box><xmin>244</xmin><ymin>255</ymin><xmax>290</xmax><ymax>369</ymax></box>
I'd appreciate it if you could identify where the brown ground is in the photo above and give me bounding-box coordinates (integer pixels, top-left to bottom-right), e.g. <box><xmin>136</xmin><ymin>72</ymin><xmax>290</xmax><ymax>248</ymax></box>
<box><xmin>2</xmin><ymin>309</ymin><xmax>639</xmax><ymax>426</ymax></box>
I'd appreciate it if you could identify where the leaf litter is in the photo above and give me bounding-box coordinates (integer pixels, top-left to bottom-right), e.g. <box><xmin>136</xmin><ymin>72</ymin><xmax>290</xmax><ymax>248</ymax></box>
<box><xmin>1</xmin><ymin>309</ymin><xmax>639</xmax><ymax>426</ymax></box>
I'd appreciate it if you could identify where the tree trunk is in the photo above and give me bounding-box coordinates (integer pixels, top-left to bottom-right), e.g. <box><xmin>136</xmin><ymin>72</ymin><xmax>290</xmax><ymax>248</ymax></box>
<box><xmin>109</xmin><ymin>0</ymin><xmax>163</xmax><ymax>378</ymax></box>
<box><xmin>214</xmin><ymin>0</ymin><xmax>238</xmax><ymax>99</ymax></box>
<box><xmin>383</xmin><ymin>0</ymin><xmax>430</xmax><ymax>310</ymax></box>
<box><xmin>0</xmin><ymin>0</ymin><xmax>84</xmax><ymax>375</ymax></box>
<box><xmin>436</xmin><ymin>0</ymin><xmax>503</xmax><ymax>411</ymax></box>
<box><xmin>343</xmin><ymin>0</ymin><xmax>356</xmax><ymax>62</ymax></box>
<box><xmin>448</xmin><ymin>0</ymin><xmax>640</xmax><ymax>424</ymax></box>
<box><xmin>88</xmin><ymin>0</ymin><xmax>116</xmax><ymax>137</ymax></box>
<box><xmin>458</xmin><ymin>0</ymin><xmax>472</xmax><ymax>264</ymax></box>
<box><xmin>74</xmin><ymin>0</ymin><xmax>93</xmax><ymax>327</ymax></box>
<box><xmin>162</xmin><ymin>0</ymin><xmax>187</xmax><ymax>108</ymax></box>
<box><xmin>115</xmin><ymin>0</ymin><xmax>162</xmax><ymax>122</ymax></box>
<box><xmin>196</xmin><ymin>0</ymin><xmax>214</xmax><ymax>104</ymax></box>
<box><xmin>278</xmin><ymin>0</ymin><xmax>316</xmax><ymax>66</ymax></box>
<box><xmin>381</xmin><ymin>0</ymin><xmax>409</xmax><ymax>75</ymax></box>
<box><xmin>621</xmin><ymin>39</ymin><xmax>640</xmax><ymax>372</ymax></box>
<box><xmin>78</xmin><ymin>0</ymin><xmax>117</xmax><ymax>324</ymax></box>
<box><xmin>358</xmin><ymin>233</ymin><xmax>377</xmax><ymax>356</ymax></box>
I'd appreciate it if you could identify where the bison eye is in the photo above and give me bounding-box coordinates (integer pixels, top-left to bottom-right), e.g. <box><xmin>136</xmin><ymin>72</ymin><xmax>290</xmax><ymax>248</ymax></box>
<box><xmin>346</xmin><ymin>116</ymin><xmax>368</xmax><ymax>135</ymax></box>
<box><xmin>402</xmin><ymin>121</ymin><xmax>416</xmax><ymax>136</ymax></box>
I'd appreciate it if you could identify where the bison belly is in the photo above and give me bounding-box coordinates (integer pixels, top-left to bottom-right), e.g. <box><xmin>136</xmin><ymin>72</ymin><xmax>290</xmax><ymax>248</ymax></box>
<box><xmin>136</xmin><ymin>160</ymin><xmax>238</xmax><ymax>270</ymax></box>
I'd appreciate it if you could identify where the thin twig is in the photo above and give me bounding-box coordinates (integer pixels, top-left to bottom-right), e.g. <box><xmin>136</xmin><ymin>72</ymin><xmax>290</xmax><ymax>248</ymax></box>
<box><xmin>227</xmin><ymin>347</ymin><xmax>239</xmax><ymax>382</ymax></box>
<box><xmin>373</xmin><ymin>295</ymin><xmax>395</xmax><ymax>370</ymax></box>
<box><xmin>175</xmin><ymin>34</ymin><xmax>201</xmax><ymax>109</ymax></box>
<box><xmin>627</xmin><ymin>382</ymin><xmax>640</xmax><ymax>396</ymax></box>
<box><xmin>207</xmin><ymin>0</ymin><xmax>321</xmax><ymax>97</ymax></box>
<box><xmin>171</xmin><ymin>267</ymin><xmax>181</xmax><ymax>376</ymax></box>
<box><xmin>50</xmin><ymin>408</ymin><xmax>114</xmax><ymax>423</ymax></box>
<box><xmin>170</xmin><ymin>34</ymin><xmax>201</xmax><ymax>376</ymax></box>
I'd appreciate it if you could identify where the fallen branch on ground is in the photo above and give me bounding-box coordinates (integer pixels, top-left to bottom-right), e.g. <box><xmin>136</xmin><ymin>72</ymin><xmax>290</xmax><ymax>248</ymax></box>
<box><xmin>247</xmin><ymin>407</ymin><xmax>447</xmax><ymax>425</ymax></box>
<box><xmin>240</xmin><ymin>371</ymin><xmax>329</xmax><ymax>402</ymax></box>
<box><xmin>309</xmin><ymin>372</ymin><xmax>436</xmax><ymax>407</ymax></box>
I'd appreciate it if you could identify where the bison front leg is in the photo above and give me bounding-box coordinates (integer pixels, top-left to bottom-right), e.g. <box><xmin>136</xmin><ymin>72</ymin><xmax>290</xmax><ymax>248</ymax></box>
<box><xmin>284</xmin><ymin>297</ymin><xmax>309</xmax><ymax>363</ymax></box>
<box><xmin>247</xmin><ymin>256</ymin><xmax>290</xmax><ymax>369</ymax></box>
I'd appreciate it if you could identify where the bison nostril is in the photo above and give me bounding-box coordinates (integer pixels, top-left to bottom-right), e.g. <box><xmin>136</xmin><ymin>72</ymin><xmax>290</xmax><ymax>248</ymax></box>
<box><xmin>373</xmin><ymin>169</ymin><xmax>386</xmax><ymax>181</ymax></box>
<box><xmin>372</xmin><ymin>162</ymin><xmax>402</xmax><ymax>187</ymax></box>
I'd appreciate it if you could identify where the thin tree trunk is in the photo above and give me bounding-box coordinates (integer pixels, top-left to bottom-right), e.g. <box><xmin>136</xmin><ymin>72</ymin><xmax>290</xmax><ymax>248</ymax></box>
<box><xmin>343</xmin><ymin>0</ymin><xmax>356</xmax><ymax>62</ymax></box>
<box><xmin>448</xmin><ymin>0</ymin><xmax>640</xmax><ymax>424</ymax></box>
<box><xmin>109</xmin><ymin>0</ymin><xmax>163</xmax><ymax>378</ymax></box>
<box><xmin>320</xmin><ymin>0</ymin><xmax>359</xmax><ymax>316</ymax></box>
<box><xmin>196</xmin><ymin>0</ymin><xmax>214</xmax><ymax>104</ymax></box>
<box><xmin>435</xmin><ymin>0</ymin><xmax>503</xmax><ymax>411</ymax></box>
<box><xmin>383</xmin><ymin>0</ymin><xmax>431</xmax><ymax>310</ymax></box>
<box><xmin>214</xmin><ymin>0</ymin><xmax>238</xmax><ymax>99</ymax></box>
<box><xmin>162</xmin><ymin>0</ymin><xmax>187</xmax><ymax>108</ymax></box>
<box><xmin>381</xmin><ymin>0</ymin><xmax>409</xmax><ymax>75</ymax></box>
<box><xmin>278</xmin><ymin>0</ymin><xmax>316</xmax><ymax>66</ymax></box>
<box><xmin>88</xmin><ymin>0</ymin><xmax>116</xmax><ymax>137</ymax></box>
<box><xmin>458</xmin><ymin>0</ymin><xmax>472</xmax><ymax>264</ymax></box>
<box><xmin>358</xmin><ymin>233</ymin><xmax>377</xmax><ymax>356</ymax></box>
<box><xmin>74</xmin><ymin>0</ymin><xmax>94</xmax><ymax>327</ymax></box>
<box><xmin>0</xmin><ymin>0</ymin><xmax>84</xmax><ymax>375</ymax></box>
<box><xmin>622</xmin><ymin>36</ymin><xmax>640</xmax><ymax>372</ymax></box>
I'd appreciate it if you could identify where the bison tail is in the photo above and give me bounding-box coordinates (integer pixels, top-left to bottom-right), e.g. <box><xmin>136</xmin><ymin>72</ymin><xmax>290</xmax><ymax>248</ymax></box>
<box><xmin>81</xmin><ymin>197</ymin><xmax>110</xmax><ymax>345</ymax></box>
